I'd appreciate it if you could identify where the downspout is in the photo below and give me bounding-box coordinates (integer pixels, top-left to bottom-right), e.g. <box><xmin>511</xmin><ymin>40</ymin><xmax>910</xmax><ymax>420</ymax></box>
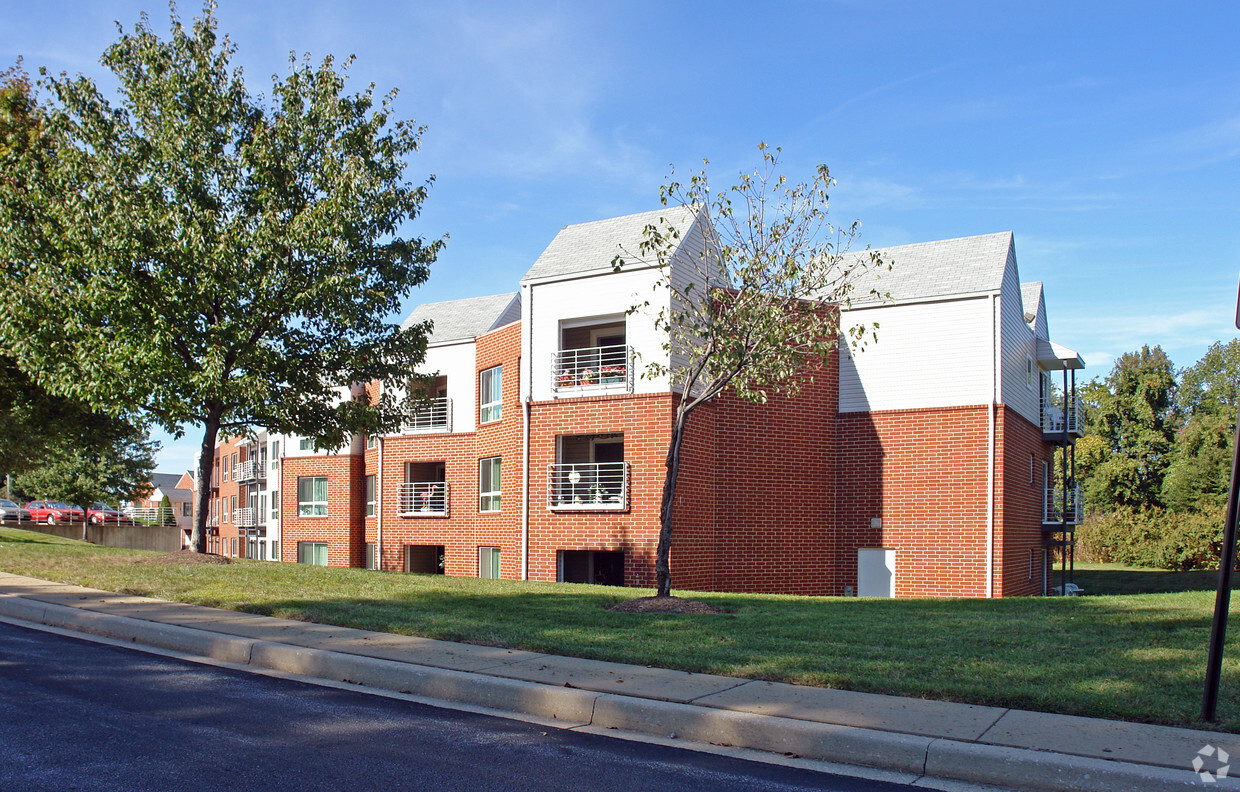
<box><xmin>986</xmin><ymin>293</ymin><xmax>997</xmax><ymax>599</ymax></box>
<box><xmin>376</xmin><ymin>435</ymin><xmax>384</xmax><ymax>571</ymax></box>
<box><xmin>520</xmin><ymin>283</ymin><xmax>532</xmax><ymax>581</ymax></box>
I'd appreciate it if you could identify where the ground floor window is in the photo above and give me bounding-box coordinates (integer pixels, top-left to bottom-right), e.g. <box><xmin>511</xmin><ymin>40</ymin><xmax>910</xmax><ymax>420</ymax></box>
<box><xmin>298</xmin><ymin>541</ymin><xmax>328</xmax><ymax>566</ymax></box>
<box><xmin>557</xmin><ymin>550</ymin><xmax>624</xmax><ymax>586</ymax></box>
<box><xmin>230</xmin><ymin>537</ymin><xmax>237</xmax><ymax>557</ymax></box>
<box><xmin>405</xmin><ymin>544</ymin><xmax>445</xmax><ymax>574</ymax></box>
<box><xmin>478</xmin><ymin>546</ymin><xmax>501</xmax><ymax>579</ymax></box>
<box><xmin>366</xmin><ymin>542</ymin><xmax>377</xmax><ymax>570</ymax></box>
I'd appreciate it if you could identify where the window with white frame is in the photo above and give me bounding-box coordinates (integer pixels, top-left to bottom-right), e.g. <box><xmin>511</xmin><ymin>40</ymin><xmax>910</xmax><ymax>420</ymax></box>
<box><xmin>366</xmin><ymin>434</ymin><xmax>377</xmax><ymax>449</ymax></box>
<box><xmin>479</xmin><ymin>457</ymin><xmax>501</xmax><ymax>512</ymax></box>
<box><xmin>365</xmin><ymin>475</ymin><xmax>376</xmax><ymax>517</ymax></box>
<box><xmin>299</xmin><ymin>437</ymin><xmax>313</xmax><ymax>451</ymax></box>
<box><xmin>271</xmin><ymin>490</ymin><xmax>279</xmax><ymax>519</ymax></box>
<box><xmin>1026</xmin><ymin>356</ymin><xmax>1034</xmax><ymax>389</ymax></box>
<box><xmin>297</xmin><ymin>541</ymin><xmax>327</xmax><ymax>566</ymax></box>
<box><xmin>297</xmin><ymin>476</ymin><xmax>328</xmax><ymax>516</ymax></box>
<box><xmin>478</xmin><ymin>546</ymin><xmax>501</xmax><ymax>579</ymax></box>
<box><xmin>479</xmin><ymin>365</ymin><xmax>502</xmax><ymax>423</ymax></box>
<box><xmin>271</xmin><ymin>440</ymin><xmax>280</xmax><ymax>469</ymax></box>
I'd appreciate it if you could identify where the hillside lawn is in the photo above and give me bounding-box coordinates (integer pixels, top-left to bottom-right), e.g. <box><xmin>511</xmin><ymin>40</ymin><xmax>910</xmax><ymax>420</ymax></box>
<box><xmin>2</xmin><ymin>527</ymin><xmax>1238</xmax><ymax>732</ymax></box>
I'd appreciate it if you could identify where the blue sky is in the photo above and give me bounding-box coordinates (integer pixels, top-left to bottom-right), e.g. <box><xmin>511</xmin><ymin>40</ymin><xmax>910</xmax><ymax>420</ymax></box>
<box><xmin>4</xmin><ymin>1</ymin><xmax>1238</xmax><ymax>475</ymax></box>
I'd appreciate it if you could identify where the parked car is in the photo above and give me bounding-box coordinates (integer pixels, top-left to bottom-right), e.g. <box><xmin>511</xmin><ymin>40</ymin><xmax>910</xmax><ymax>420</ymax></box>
<box><xmin>86</xmin><ymin>502</ymin><xmax>131</xmax><ymax>525</ymax></box>
<box><xmin>24</xmin><ymin>501</ymin><xmax>85</xmax><ymax>524</ymax></box>
<box><xmin>0</xmin><ymin>499</ymin><xmax>31</xmax><ymax>522</ymax></box>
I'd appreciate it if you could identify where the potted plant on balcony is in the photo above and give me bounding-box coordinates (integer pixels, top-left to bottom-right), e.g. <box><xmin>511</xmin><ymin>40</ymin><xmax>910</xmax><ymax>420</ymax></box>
<box><xmin>588</xmin><ymin>484</ymin><xmax>606</xmax><ymax>503</ymax></box>
<box><xmin>579</xmin><ymin>368</ymin><xmax>595</xmax><ymax>386</ymax></box>
<box><xmin>600</xmin><ymin>365</ymin><xmax>625</xmax><ymax>384</ymax></box>
<box><xmin>556</xmin><ymin>371</ymin><xmax>576</xmax><ymax>389</ymax></box>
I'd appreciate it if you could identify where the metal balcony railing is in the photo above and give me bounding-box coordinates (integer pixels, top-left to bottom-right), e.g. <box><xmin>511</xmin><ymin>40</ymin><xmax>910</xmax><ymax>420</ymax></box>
<box><xmin>398</xmin><ymin>482</ymin><xmax>449</xmax><ymax>516</ymax></box>
<box><xmin>236</xmin><ymin>459</ymin><xmax>264</xmax><ymax>483</ymax></box>
<box><xmin>1041</xmin><ymin>395</ymin><xmax>1083</xmax><ymax>436</ymax></box>
<box><xmin>1043</xmin><ymin>486</ymin><xmax>1083</xmax><ymax>525</ymax></box>
<box><xmin>126</xmin><ymin>506</ymin><xmax>176</xmax><ymax>525</ymax></box>
<box><xmin>548</xmin><ymin>462</ymin><xmax>629</xmax><ymax>510</ymax></box>
<box><xmin>232</xmin><ymin>507</ymin><xmax>264</xmax><ymax>527</ymax></box>
<box><xmin>406</xmin><ymin>396</ymin><xmax>452</xmax><ymax>433</ymax></box>
<box><xmin>551</xmin><ymin>345</ymin><xmax>633</xmax><ymax>392</ymax></box>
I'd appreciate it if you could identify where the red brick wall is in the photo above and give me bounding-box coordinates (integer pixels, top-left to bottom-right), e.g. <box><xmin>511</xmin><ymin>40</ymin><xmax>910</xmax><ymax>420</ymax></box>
<box><xmin>527</xmin><ymin>392</ymin><xmax>673</xmax><ymax>587</ymax></box>
<box><xmin>835</xmin><ymin>405</ymin><xmax>991</xmax><ymax>598</ymax></box>
<box><xmin>372</xmin><ymin>321</ymin><xmax>524</xmax><ymax>577</ymax></box>
<box><xmin>279</xmin><ymin>453</ymin><xmax>365</xmax><ymax>566</ymax></box>
<box><xmin>997</xmin><ymin>406</ymin><xmax>1053</xmax><ymax>596</ymax></box>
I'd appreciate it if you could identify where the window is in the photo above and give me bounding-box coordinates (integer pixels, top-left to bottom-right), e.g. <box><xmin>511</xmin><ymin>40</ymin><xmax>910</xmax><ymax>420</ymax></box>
<box><xmin>298</xmin><ymin>541</ymin><xmax>328</xmax><ymax>566</ymax></box>
<box><xmin>478</xmin><ymin>546</ymin><xmax>501</xmax><ymax>579</ymax></box>
<box><xmin>271</xmin><ymin>441</ymin><xmax>280</xmax><ymax>469</ymax></box>
<box><xmin>366</xmin><ymin>434</ymin><xmax>377</xmax><ymax>449</ymax></box>
<box><xmin>271</xmin><ymin>490</ymin><xmax>279</xmax><ymax>519</ymax></box>
<box><xmin>1029</xmin><ymin>453</ymin><xmax>1035</xmax><ymax>485</ymax></box>
<box><xmin>365</xmin><ymin>475</ymin><xmax>376</xmax><ymax>517</ymax></box>
<box><xmin>299</xmin><ymin>437</ymin><xmax>313</xmax><ymax>451</ymax></box>
<box><xmin>298</xmin><ymin>476</ymin><xmax>328</xmax><ymax>516</ymax></box>
<box><xmin>230</xmin><ymin>495</ymin><xmax>236</xmax><ymax>520</ymax></box>
<box><xmin>479</xmin><ymin>457</ymin><xmax>501</xmax><ymax>512</ymax></box>
<box><xmin>230</xmin><ymin>538</ymin><xmax>237</xmax><ymax>557</ymax></box>
<box><xmin>366</xmin><ymin>542</ymin><xmax>377</xmax><ymax>570</ymax></box>
<box><xmin>231</xmin><ymin>453</ymin><xmax>238</xmax><ymax>477</ymax></box>
<box><xmin>222</xmin><ymin>459</ymin><xmax>228</xmax><ymax>482</ymax></box>
<box><xmin>480</xmin><ymin>365</ymin><xmax>502</xmax><ymax>423</ymax></box>
<box><xmin>1026</xmin><ymin>356</ymin><xmax>1034</xmax><ymax>389</ymax></box>
<box><xmin>181</xmin><ymin>502</ymin><xmax>192</xmax><ymax>517</ymax></box>
<box><xmin>272</xmin><ymin>540</ymin><xmax>279</xmax><ymax>560</ymax></box>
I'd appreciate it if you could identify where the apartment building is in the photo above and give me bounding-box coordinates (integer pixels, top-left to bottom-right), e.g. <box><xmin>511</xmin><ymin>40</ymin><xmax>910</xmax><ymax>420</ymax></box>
<box><xmin>196</xmin><ymin>207</ymin><xmax>1083</xmax><ymax>597</ymax></box>
<box><xmin>204</xmin><ymin>430</ymin><xmax>284</xmax><ymax>561</ymax></box>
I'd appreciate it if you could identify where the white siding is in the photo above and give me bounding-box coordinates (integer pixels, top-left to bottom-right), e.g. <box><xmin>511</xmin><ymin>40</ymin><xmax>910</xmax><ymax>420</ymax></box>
<box><xmin>421</xmin><ymin>341</ymin><xmax>478</xmax><ymax>434</ymax></box>
<box><xmin>527</xmin><ymin>266</ymin><xmax>671</xmax><ymax>402</ymax></box>
<box><xmin>839</xmin><ymin>297</ymin><xmax>994</xmax><ymax>412</ymax></box>
<box><xmin>999</xmin><ymin>253</ymin><xmax>1040</xmax><ymax>426</ymax></box>
<box><xmin>667</xmin><ymin>214</ymin><xmax>713</xmax><ymax>392</ymax></box>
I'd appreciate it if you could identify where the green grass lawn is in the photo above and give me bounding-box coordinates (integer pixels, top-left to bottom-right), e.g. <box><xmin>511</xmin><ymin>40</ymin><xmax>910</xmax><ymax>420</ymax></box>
<box><xmin>3</xmin><ymin>526</ymin><xmax>1240</xmax><ymax>732</ymax></box>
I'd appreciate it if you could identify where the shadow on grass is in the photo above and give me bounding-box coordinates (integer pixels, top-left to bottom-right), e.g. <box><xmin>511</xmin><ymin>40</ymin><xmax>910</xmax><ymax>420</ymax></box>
<box><xmin>1073</xmin><ymin>566</ymin><xmax>1220</xmax><ymax>595</ymax></box>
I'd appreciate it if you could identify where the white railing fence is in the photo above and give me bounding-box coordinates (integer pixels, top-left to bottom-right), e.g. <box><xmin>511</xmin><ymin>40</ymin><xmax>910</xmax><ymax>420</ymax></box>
<box><xmin>406</xmin><ymin>396</ymin><xmax>452</xmax><ymax>433</ymax></box>
<box><xmin>551</xmin><ymin>345</ymin><xmax>632</xmax><ymax>392</ymax></box>
<box><xmin>398</xmin><ymin>482</ymin><xmax>449</xmax><ymax>516</ymax></box>
<box><xmin>548</xmin><ymin>462</ymin><xmax>629</xmax><ymax>509</ymax></box>
<box><xmin>1041</xmin><ymin>395</ymin><xmax>1083</xmax><ymax>434</ymax></box>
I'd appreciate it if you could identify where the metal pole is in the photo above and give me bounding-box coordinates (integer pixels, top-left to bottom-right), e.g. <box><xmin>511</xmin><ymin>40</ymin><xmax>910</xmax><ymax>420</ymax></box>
<box><xmin>1202</xmin><ymin>281</ymin><xmax>1240</xmax><ymax>721</ymax></box>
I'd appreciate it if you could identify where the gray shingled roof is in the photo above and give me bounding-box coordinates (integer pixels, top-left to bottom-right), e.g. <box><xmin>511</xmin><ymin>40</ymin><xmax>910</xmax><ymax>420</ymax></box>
<box><xmin>400</xmin><ymin>292</ymin><xmax>520</xmax><ymax>345</ymax></box>
<box><xmin>522</xmin><ymin>206</ymin><xmax>699</xmax><ymax>283</ymax></box>
<box><xmin>1020</xmin><ymin>281</ymin><xmax>1043</xmax><ymax>322</ymax></box>
<box><xmin>846</xmin><ymin>232</ymin><xmax>1014</xmax><ymax>305</ymax></box>
<box><xmin>148</xmin><ymin>472</ymin><xmax>192</xmax><ymax>501</ymax></box>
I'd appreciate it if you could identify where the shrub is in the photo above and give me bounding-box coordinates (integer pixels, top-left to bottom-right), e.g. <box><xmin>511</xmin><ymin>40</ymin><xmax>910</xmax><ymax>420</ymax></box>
<box><xmin>1077</xmin><ymin>506</ymin><xmax>1225</xmax><ymax>571</ymax></box>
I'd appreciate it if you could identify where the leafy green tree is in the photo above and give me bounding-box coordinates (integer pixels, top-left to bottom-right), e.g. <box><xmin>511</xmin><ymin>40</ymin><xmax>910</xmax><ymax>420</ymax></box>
<box><xmin>11</xmin><ymin>408</ymin><xmax>156</xmax><ymax>509</ymax></box>
<box><xmin>0</xmin><ymin>6</ymin><xmax>440</xmax><ymax>552</ymax></box>
<box><xmin>614</xmin><ymin>144</ymin><xmax>886</xmax><ymax>598</ymax></box>
<box><xmin>1161</xmin><ymin>340</ymin><xmax>1240</xmax><ymax>511</ymax></box>
<box><xmin>1076</xmin><ymin>346</ymin><xmax>1179</xmax><ymax>510</ymax></box>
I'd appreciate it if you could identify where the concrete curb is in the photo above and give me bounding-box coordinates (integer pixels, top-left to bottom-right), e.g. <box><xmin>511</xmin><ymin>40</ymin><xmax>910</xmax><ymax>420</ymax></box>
<box><xmin>2</xmin><ymin>592</ymin><xmax>1236</xmax><ymax>792</ymax></box>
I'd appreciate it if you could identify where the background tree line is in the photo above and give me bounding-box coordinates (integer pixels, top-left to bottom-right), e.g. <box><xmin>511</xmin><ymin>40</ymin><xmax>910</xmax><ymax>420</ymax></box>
<box><xmin>1075</xmin><ymin>340</ymin><xmax>1240</xmax><ymax>569</ymax></box>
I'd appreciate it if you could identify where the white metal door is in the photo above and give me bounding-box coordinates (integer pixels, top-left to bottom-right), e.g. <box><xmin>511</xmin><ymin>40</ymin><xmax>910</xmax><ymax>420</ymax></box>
<box><xmin>857</xmin><ymin>548</ymin><xmax>896</xmax><ymax>598</ymax></box>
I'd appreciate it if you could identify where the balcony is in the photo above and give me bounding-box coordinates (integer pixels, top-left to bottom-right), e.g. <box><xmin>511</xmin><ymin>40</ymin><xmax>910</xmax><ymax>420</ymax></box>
<box><xmin>398</xmin><ymin>482</ymin><xmax>449</xmax><ymax>516</ymax></box>
<box><xmin>549</xmin><ymin>462</ymin><xmax>629</xmax><ymax>510</ymax></box>
<box><xmin>406</xmin><ymin>396</ymin><xmax>452</xmax><ymax>433</ymax></box>
<box><xmin>236</xmin><ymin>459</ymin><xmax>265</xmax><ymax>483</ymax></box>
<box><xmin>232</xmin><ymin>507</ymin><xmax>265</xmax><ymax>528</ymax></box>
<box><xmin>552</xmin><ymin>345</ymin><xmax>633</xmax><ymax>393</ymax></box>
<box><xmin>1041</xmin><ymin>395</ymin><xmax>1083</xmax><ymax>439</ymax></box>
<box><xmin>1043</xmin><ymin>486</ymin><xmax>1083</xmax><ymax>526</ymax></box>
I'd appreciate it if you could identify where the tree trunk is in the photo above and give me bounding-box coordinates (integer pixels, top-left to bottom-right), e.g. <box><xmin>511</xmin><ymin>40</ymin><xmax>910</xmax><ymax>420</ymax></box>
<box><xmin>190</xmin><ymin>413</ymin><xmax>221</xmax><ymax>554</ymax></box>
<box><xmin>655</xmin><ymin>400</ymin><xmax>691</xmax><ymax>598</ymax></box>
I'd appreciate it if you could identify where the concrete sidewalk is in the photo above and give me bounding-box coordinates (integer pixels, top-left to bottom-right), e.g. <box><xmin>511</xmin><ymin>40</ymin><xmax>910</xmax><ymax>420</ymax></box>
<box><xmin>0</xmin><ymin>571</ymin><xmax>1234</xmax><ymax>792</ymax></box>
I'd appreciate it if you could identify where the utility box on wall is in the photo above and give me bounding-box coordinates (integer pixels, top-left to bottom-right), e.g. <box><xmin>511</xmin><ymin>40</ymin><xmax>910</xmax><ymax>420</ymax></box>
<box><xmin>857</xmin><ymin>548</ymin><xmax>896</xmax><ymax>598</ymax></box>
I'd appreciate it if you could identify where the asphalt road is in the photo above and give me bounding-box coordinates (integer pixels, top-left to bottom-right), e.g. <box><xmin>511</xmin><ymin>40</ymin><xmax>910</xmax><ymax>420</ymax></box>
<box><xmin>0</xmin><ymin>620</ymin><xmax>921</xmax><ymax>792</ymax></box>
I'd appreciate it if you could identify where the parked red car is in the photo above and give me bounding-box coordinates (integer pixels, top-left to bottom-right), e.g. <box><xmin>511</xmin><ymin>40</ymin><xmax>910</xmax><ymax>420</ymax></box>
<box><xmin>86</xmin><ymin>503</ymin><xmax>131</xmax><ymax>525</ymax></box>
<box><xmin>24</xmin><ymin>501</ymin><xmax>85</xmax><ymax>524</ymax></box>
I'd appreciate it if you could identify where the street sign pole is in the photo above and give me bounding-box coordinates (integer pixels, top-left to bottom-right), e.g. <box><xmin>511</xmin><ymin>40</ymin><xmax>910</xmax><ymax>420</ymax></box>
<box><xmin>1201</xmin><ymin>276</ymin><xmax>1240</xmax><ymax>722</ymax></box>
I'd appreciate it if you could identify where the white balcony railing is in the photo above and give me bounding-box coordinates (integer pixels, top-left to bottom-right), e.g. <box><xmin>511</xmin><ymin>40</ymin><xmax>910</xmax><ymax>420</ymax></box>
<box><xmin>1043</xmin><ymin>486</ymin><xmax>1083</xmax><ymax>525</ymax></box>
<box><xmin>406</xmin><ymin>396</ymin><xmax>452</xmax><ymax>433</ymax></box>
<box><xmin>398</xmin><ymin>482</ymin><xmax>449</xmax><ymax>516</ymax></box>
<box><xmin>1041</xmin><ymin>395</ymin><xmax>1083</xmax><ymax>435</ymax></box>
<box><xmin>232</xmin><ymin>507</ymin><xmax>263</xmax><ymax>527</ymax></box>
<box><xmin>126</xmin><ymin>506</ymin><xmax>176</xmax><ymax>525</ymax></box>
<box><xmin>548</xmin><ymin>462</ymin><xmax>629</xmax><ymax>510</ymax></box>
<box><xmin>236</xmin><ymin>459</ymin><xmax>264</xmax><ymax>482</ymax></box>
<box><xmin>552</xmin><ymin>345</ymin><xmax>633</xmax><ymax>393</ymax></box>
